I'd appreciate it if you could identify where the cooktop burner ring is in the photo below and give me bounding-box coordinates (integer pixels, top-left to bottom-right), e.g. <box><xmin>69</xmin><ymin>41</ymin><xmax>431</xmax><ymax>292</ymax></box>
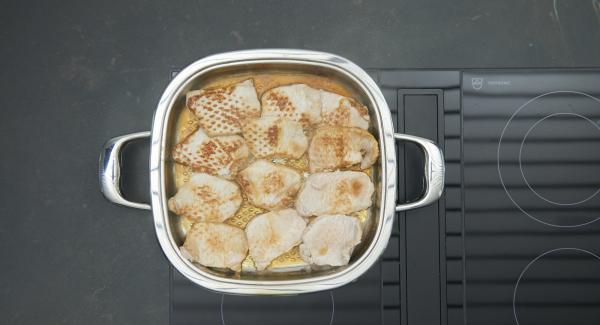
<box><xmin>512</xmin><ymin>247</ymin><xmax>600</xmax><ymax>325</ymax></box>
<box><xmin>498</xmin><ymin>90</ymin><xmax>600</xmax><ymax>228</ymax></box>
<box><xmin>220</xmin><ymin>291</ymin><xmax>335</xmax><ymax>325</ymax></box>
<box><xmin>518</xmin><ymin>112</ymin><xmax>600</xmax><ymax>206</ymax></box>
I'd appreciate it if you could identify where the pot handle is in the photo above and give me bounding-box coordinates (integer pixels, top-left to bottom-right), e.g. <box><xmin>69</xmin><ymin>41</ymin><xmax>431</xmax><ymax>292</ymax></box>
<box><xmin>394</xmin><ymin>133</ymin><xmax>445</xmax><ymax>211</ymax></box>
<box><xmin>99</xmin><ymin>131</ymin><xmax>152</xmax><ymax>210</ymax></box>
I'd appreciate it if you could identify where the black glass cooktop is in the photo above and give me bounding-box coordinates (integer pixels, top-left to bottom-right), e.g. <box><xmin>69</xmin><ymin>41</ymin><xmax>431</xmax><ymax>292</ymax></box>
<box><xmin>461</xmin><ymin>71</ymin><xmax>600</xmax><ymax>325</ymax></box>
<box><xmin>170</xmin><ymin>70</ymin><xmax>600</xmax><ymax>325</ymax></box>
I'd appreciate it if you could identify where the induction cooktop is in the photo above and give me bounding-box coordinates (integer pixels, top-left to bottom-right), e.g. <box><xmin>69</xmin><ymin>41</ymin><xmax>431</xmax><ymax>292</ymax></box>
<box><xmin>169</xmin><ymin>69</ymin><xmax>600</xmax><ymax>325</ymax></box>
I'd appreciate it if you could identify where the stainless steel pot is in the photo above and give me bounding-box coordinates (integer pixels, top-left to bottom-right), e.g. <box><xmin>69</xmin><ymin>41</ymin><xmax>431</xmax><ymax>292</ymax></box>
<box><xmin>99</xmin><ymin>49</ymin><xmax>445</xmax><ymax>295</ymax></box>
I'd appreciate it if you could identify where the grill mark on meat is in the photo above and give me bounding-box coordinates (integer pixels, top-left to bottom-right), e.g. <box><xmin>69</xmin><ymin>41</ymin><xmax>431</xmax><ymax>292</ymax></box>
<box><xmin>266</xmin><ymin>92</ymin><xmax>293</xmax><ymax>112</ymax></box>
<box><xmin>351</xmin><ymin>179</ymin><xmax>363</xmax><ymax>196</ymax></box>
<box><xmin>320</xmin><ymin>134</ymin><xmax>345</xmax><ymax>162</ymax></box>
<box><xmin>199</xmin><ymin>141</ymin><xmax>218</xmax><ymax>159</ymax></box>
<box><xmin>263</xmin><ymin>171</ymin><xmax>284</xmax><ymax>194</ymax></box>
<box><xmin>323</xmin><ymin>100</ymin><xmax>351</xmax><ymax>126</ymax></box>
<box><xmin>267</xmin><ymin>124</ymin><xmax>280</xmax><ymax>147</ymax></box>
<box><xmin>333</xmin><ymin>180</ymin><xmax>352</xmax><ymax>211</ymax></box>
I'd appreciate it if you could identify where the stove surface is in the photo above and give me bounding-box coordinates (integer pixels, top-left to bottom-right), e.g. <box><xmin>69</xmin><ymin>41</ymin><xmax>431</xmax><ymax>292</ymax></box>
<box><xmin>461</xmin><ymin>71</ymin><xmax>600</xmax><ymax>325</ymax></box>
<box><xmin>170</xmin><ymin>70</ymin><xmax>600</xmax><ymax>325</ymax></box>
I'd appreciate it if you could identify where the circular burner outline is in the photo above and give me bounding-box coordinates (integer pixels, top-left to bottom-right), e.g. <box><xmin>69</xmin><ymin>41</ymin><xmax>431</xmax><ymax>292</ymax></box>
<box><xmin>220</xmin><ymin>290</ymin><xmax>335</xmax><ymax>325</ymax></box>
<box><xmin>497</xmin><ymin>90</ymin><xmax>600</xmax><ymax>228</ymax></box>
<box><xmin>518</xmin><ymin>112</ymin><xmax>600</xmax><ymax>206</ymax></box>
<box><xmin>512</xmin><ymin>247</ymin><xmax>600</xmax><ymax>325</ymax></box>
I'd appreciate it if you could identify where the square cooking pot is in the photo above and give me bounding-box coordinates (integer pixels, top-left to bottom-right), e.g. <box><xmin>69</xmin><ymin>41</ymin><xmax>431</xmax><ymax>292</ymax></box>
<box><xmin>99</xmin><ymin>49</ymin><xmax>445</xmax><ymax>295</ymax></box>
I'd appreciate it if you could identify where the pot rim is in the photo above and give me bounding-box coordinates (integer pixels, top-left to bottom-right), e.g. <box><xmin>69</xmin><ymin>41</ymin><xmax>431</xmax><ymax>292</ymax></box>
<box><xmin>149</xmin><ymin>49</ymin><xmax>397</xmax><ymax>295</ymax></box>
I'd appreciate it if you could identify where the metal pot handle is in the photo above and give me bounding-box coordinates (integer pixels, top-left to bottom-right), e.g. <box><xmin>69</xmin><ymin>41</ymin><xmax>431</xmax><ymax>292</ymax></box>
<box><xmin>99</xmin><ymin>131</ymin><xmax>152</xmax><ymax>210</ymax></box>
<box><xmin>394</xmin><ymin>133</ymin><xmax>445</xmax><ymax>211</ymax></box>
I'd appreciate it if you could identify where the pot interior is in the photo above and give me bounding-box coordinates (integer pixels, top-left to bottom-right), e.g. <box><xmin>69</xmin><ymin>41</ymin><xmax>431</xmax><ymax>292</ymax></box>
<box><xmin>163</xmin><ymin>61</ymin><xmax>384</xmax><ymax>281</ymax></box>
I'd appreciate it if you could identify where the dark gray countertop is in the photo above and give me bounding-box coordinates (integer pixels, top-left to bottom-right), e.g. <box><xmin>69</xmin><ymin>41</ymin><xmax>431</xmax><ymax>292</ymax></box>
<box><xmin>1</xmin><ymin>1</ymin><xmax>599</xmax><ymax>324</ymax></box>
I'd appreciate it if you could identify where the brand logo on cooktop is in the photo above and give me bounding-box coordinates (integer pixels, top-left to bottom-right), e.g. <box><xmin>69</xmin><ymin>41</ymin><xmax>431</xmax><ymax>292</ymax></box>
<box><xmin>471</xmin><ymin>77</ymin><xmax>483</xmax><ymax>90</ymax></box>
